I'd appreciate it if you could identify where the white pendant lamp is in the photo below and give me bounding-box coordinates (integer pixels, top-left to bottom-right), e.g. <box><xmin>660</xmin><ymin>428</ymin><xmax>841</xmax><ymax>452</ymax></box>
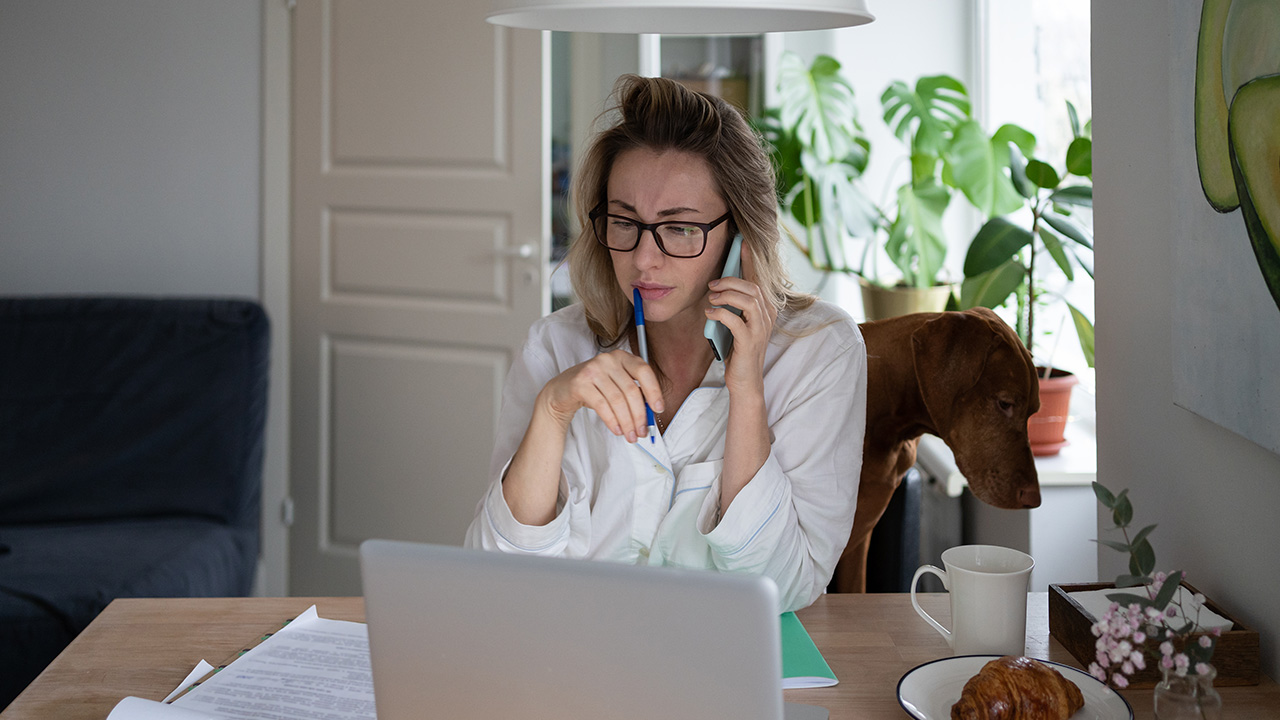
<box><xmin>486</xmin><ymin>0</ymin><xmax>874</xmax><ymax>35</ymax></box>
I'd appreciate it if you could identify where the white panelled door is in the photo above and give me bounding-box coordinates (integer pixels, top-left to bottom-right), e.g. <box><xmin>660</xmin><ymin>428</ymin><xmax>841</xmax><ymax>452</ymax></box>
<box><xmin>291</xmin><ymin>0</ymin><xmax>548</xmax><ymax>595</ymax></box>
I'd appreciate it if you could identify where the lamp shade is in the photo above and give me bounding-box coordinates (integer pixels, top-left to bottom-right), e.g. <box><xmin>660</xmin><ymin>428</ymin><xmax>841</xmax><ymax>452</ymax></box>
<box><xmin>486</xmin><ymin>0</ymin><xmax>874</xmax><ymax>35</ymax></box>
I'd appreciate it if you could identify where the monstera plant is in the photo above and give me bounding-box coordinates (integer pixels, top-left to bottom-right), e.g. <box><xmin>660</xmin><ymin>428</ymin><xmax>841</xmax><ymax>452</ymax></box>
<box><xmin>755</xmin><ymin>53</ymin><xmax>875</xmax><ymax>279</ymax></box>
<box><xmin>759</xmin><ymin>54</ymin><xmax>1035</xmax><ymax>318</ymax></box>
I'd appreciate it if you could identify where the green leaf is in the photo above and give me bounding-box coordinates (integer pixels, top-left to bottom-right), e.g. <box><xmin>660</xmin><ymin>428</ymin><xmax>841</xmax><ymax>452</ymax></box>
<box><xmin>1113</xmin><ymin>492</ymin><xmax>1133</xmax><ymax>527</ymax></box>
<box><xmin>1067</xmin><ymin>300</ymin><xmax>1095</xmax><ymax>368</ymax></box>
<box><xmin>1071</xmin><ymin>246</ymin><xmax>1095</xmax><ymax>279</ymax></box>
<box><xmin>1066</xmin><ymin>137</ymin><xmax>1093</xmax><ymax>177</ymax></box>
<box><xmin>959</xmin><ymin>260</ymin><xmax>1025</xmax><ymax>310</ymax></box>
<box><xmin>777</xmin><ymin>52</ymin><xmax>861</xmax><ymax>165</ymax></box>
<box><xmin>1044</xmin><ymin>210</ymin><xmax>1095</xmax><ymax>249</ymax></box>
<box><xmin>945</xmin><ymin>120</ymin><xmax>1024</xmax><ymax>217</ymax></box>
<box><xmin>881</xmin><ymin>74</ymin><xmax>971</xmax><ymax>157</ymax></box>
<box><xmin>847</xmin><ymin>136</ymin><xmax>871</xmax><ymax>175</ymax></box>
<box><xmin>911</xmin><ymin>152</ymin><xmax>939</xmax><ymax>186</ymax></box>
<box><xmin>963</xmin><ymin>217</ymin><xmax>1033</xmax><ymax>276</ymax></box>
<box><xmin>1114</xmin><ymin>574</ymin><xmax>1150</xmax><ymax>589</ymax></box>
<box><xmin>1049</xmin><ymin>185</ymin><xmax>1093</xmax><ymax>208</ymax></box>
<box><xmin>1039</xmin><ymin>227</ymin><xmax>1074</xmax><ymax>281</ymax></box>
<box><xmin>1107</xmin><ymin>592</ymin><xmax>1152</xmax><ymax>609</ymax></box>
<box><xmin>1025</xmin><ymin>160</ymin><xmax>1061</xmax><ymax>189</ymax></box>
<box><xmin>991</xmin><ymin>123</ymin><xmax>1037</xmax><ymax>157</ymax></box>
<box><xmin>1008</xmin><ymin>145</ymin><xmax>1036</xmax><ymax>199</ymax></box>
<box><xmin>1133</xmin><ymin>538</ymin><xmax>1157</xmax><ymax>577</ymax></box>
<box><xmin>1042</xmin><ymin>212</ymin><xmax>1093</xmax><ymax>249</ymax></box>
<box><xmin>1096</xmin><ymin>539</ymin><xmax>1131</xmax><ymax>553</ymax></box>
<box><xmin>885</xmin><ymin>181</ymin><xmax>950</xmax><ymax>287</ymax></box>
<box><xmin>1067</xmin><ymin>100</ymin><xmax>1082</xmax><ymax>138</ymax></box>
<box><xmin>1153</xmin><ymin>570</ymin><xmax>1184</xmax><ymax>610</ymax></box>
<box><xmin>1092</xmin><ymin>482</ymin><xmax>1117</xmax><ymax>508</ymax></box>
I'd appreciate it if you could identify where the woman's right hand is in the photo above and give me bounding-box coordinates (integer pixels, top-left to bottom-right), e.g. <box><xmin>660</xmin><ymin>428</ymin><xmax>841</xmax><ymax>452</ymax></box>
<box><xmin>536</xmin><ymin>349</ymin><xmax>664</xmax><ymax>444</ymax></box>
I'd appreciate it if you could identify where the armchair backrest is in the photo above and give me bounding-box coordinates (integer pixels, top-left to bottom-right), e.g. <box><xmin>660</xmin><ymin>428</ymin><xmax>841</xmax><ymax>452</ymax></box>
<box><xmin>0</xmin><ymin>297</ymin><xmax>269</xmax><ymax>529</ymax></box>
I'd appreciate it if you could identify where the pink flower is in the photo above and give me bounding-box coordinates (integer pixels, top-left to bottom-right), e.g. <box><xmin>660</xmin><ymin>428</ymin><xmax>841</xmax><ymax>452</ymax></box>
<box><xmin>1161</xmin><ymin>655</ymin><xmax>1175</xmax><ymax>670</ymax></box>
<box><xmin>1089</xmin><ymin>663</ymin><xmax>1107</xmax><ymax>682</ymax></box>
<box><xmin>1196</xmin><ymin>663</ymin><xmax>1212</xmax><ymax>676</ymax></box>
<box><xmin>1134</xmin><ymin>631</ymin><xmax>1146</xmax><ymax>644</ymax></box>
<box><xmin>1165</xmin><ymin>606</ymin><xmax>1178</xmax><ymax>618</ymax></box>
<box><xmin>1112</xmin><ymin>673</ymin><xmax>1129</xmax><ymax>689</ymax></box>
<box><xmin>1199</xmin><ymin>635</ymin><xmax>1212</xmax><ymax>648</ymax></box>
<box><xmin>1160</xmin><ymin>641</ymin><xmax>1175</xmax><ymax>657</ymax></box>
<box><xmin>1131</xmin><ymin>652</ymin><xmax>1146</xmax><ymax>671</ymax></box>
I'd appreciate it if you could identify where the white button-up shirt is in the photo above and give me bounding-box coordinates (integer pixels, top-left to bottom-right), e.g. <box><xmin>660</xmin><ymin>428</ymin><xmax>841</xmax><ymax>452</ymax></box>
<box><xmin>464</xmin><ymin>300</ymin><xmax>866</xmax><ymax>611</ymax></box>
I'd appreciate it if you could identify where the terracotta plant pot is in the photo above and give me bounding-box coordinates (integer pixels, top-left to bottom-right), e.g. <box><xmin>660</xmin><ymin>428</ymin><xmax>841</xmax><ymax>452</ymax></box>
<box><xmin>1028</xmin><ymin>368</ymin><xmax>1078</xmax><ymax>456</ymax></box>
<box><xmin>859</xmin><ymin>280</ymin><xmax>955</xmax><ymax>321</ymax></box>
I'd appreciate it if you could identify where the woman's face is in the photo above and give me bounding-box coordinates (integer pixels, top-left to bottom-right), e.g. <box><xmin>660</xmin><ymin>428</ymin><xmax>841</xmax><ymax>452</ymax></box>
<box><xmin>605</xmin><ymin>147</ymin><xmax>731</xmax><ymax>328</ymax></box>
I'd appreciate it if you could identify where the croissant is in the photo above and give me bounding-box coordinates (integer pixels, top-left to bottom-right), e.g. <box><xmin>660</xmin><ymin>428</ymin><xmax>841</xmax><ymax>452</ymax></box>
<box><xmin>950</xmin><ymin>656</ymin><xmax>1085</xmax><ymax>720</ymax></box>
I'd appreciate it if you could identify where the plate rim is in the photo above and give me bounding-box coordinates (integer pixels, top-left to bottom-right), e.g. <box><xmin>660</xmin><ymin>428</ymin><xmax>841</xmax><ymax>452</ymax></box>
<box><xmin>895</xmin><ymin>654</ymin><xmax>1135</xmax><ymax>720</ymax></box>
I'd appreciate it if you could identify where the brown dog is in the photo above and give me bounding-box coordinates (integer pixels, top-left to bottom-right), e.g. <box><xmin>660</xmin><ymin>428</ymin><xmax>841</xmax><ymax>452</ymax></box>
<box><xmin>831</xmin><ymin>307</ymin><xmax>1043</xmax><ymax>593</ymax></box>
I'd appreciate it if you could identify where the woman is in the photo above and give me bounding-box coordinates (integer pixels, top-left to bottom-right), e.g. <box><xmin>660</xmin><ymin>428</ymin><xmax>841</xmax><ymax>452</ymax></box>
<box><xmin>465</xmin><ymin>75</ymin><xmax>865</xmax><ymax>611</ymax></box>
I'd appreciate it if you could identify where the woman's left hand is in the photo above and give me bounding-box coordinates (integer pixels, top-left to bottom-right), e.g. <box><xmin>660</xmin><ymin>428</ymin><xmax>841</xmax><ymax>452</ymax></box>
<box><xmin>704</xmin><ymin>242</ymin><xmax>777</xmax><ymax>396</ymax></box>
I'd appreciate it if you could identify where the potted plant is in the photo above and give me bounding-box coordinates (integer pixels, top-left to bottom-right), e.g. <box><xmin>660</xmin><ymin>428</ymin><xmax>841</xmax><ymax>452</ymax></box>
<box><xmin>959</xmin><ymin>103</ymin><xmax>1095</xmax><ymax>455</ymax></box>
<box><xmin>758</xmin><ymin>53</ymin><xmax>1030</xmax><ymax>320</ymax></box>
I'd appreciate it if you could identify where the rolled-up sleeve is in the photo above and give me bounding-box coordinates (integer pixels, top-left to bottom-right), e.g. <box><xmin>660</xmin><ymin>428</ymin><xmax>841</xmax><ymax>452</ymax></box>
<box><xmin>699</xmin><ymin>332</ymin><xmax>867</xmax><ymax>611</ymax></box>
<box><xmin>464</xmin><ymin>322</ymin><xmax>575</xmax><ymax>555</ymax></box>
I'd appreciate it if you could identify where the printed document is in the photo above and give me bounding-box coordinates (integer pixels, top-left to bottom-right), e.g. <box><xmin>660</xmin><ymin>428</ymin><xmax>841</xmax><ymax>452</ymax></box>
<box><xmin>105</xmin><ymin>606</ymin><xmax>374</xmax><ymax>720</ymax></box>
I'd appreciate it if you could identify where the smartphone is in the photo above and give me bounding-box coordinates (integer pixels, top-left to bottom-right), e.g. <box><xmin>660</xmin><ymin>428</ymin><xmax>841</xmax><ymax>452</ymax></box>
<box><xmin>703</xmin><ymin>234</ymin><xmax>744</xmax><ymax>362</ymax></box>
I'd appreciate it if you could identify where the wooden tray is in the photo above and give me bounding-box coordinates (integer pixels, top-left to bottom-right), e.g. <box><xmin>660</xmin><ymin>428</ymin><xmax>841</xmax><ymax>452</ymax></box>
<box><xmin>1049</xmin><ymin>582</ymin><xmax>1259</xmax><ymax>687</ymax></box>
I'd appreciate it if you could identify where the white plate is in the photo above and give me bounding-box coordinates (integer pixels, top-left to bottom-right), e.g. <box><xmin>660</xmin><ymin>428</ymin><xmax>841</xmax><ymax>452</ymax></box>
<box><xmin>897</xmin><ymin>655</ymin><xmax>1134</xmax><ymax>720</ymax></box>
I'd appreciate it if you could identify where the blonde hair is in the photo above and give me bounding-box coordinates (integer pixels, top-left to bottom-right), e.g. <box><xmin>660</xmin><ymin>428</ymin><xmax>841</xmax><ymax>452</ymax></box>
<box><xmin>567</xmin><ymin>74</ymin><xmax>814</xmax><ymax>347</ymax></box>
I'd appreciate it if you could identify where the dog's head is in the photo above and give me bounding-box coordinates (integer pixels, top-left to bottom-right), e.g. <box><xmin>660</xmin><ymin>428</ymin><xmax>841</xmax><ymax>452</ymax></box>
<box><xmin>911</xmin><ymin>308</ymin><xmax>1042</xmax><ymax>509</ymax></box>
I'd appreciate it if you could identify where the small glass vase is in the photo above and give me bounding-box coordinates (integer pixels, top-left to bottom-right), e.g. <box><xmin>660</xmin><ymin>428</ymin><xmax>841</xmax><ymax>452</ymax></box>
<box><xmin>1153</xmin><ymin>665</ymin><xmax>1223</xmax><ymax>719</ymax></box>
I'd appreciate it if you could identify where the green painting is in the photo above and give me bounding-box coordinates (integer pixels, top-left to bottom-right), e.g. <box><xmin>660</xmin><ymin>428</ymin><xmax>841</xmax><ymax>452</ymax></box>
<box><xmin>1173</xmin><ymin>0</ymin><xmax>1280</xmax><ymax>457</ymax></box>
<box><xmin>1194</xmin><ymin>0</ymin><xmax>1280</xmax><ymax>311</ymax></box>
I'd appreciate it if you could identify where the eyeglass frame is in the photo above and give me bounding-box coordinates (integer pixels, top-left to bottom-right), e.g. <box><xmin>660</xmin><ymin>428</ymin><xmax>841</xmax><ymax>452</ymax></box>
<box><xmin>588</xmin><ymin>202</ymin><xmax>733</xmax><ymax>259</ymax></box>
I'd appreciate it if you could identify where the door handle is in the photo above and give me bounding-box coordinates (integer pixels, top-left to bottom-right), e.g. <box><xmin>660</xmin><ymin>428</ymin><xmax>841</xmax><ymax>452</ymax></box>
<box><xmin>497</xmin><ymin>243</ymin><xmax>537</xmax><ymax>259</ymax></box>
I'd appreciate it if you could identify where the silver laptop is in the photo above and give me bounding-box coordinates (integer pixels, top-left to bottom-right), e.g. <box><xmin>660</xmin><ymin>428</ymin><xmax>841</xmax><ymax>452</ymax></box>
<box><xmin>359</xmin><ymin>540</ymin><xmax>827</xmax><ymax>720</ymax></box>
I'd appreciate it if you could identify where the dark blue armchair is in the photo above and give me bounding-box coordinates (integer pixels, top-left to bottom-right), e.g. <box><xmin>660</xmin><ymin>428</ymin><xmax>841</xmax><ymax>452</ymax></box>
<box><xmin>0</xmin><ymin>297</ymin><xmax>268</xmax><ymax>709</ymax></box>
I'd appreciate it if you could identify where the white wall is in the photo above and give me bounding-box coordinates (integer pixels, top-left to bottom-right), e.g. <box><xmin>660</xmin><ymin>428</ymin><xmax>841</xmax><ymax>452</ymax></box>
<box><xmin>1094</xmin><ymin>0</ymin><xmax>1280</xmax><ymax>679</ymax></box>
<box><xmin>0</xmin><ymin>0</ymin><xmax>262</xmax><ymax>296</ymax></box>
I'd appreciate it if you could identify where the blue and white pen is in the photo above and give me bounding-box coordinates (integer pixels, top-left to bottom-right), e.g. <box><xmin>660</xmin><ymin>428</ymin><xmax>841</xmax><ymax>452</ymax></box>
<box><xmin>633</xmin><ymin>288</ymin><xmax>658</xmax><ymax>443</ymax></box>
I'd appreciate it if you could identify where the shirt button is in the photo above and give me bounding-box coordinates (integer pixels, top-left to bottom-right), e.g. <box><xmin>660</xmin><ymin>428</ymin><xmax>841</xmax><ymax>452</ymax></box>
<box><xmin>638</xmin><ymin>547</ymin><xmax>650</xmax><ymax>558</ymax></box>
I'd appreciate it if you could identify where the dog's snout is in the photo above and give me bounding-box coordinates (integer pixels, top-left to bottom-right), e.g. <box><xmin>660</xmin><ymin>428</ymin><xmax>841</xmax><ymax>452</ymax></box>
<box><xmin>1018</xmin><ymin>486</ymin><xmax>1042</xmax><ymax>508</ymax></box>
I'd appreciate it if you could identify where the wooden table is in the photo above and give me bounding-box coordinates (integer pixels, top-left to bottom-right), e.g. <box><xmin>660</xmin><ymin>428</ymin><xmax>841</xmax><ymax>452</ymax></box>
<box><xmin>3</xmin><ymin>594</ymin><xmax>1275</xmax><ymax>719</ymax></box>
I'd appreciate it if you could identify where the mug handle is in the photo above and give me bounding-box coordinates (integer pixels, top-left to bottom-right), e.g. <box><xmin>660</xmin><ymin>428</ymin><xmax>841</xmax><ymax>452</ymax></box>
<box><xmin>910</xmin><ymin>564</ymin><xmax>952</xmax><ymax>648</ymax></box>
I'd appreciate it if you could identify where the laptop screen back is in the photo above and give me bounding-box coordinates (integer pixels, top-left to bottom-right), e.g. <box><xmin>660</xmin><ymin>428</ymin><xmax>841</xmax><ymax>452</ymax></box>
<box><xmin>360</xmin><ymin>540</ymin><xmax>784</xmax><ymax>720</ymax></box>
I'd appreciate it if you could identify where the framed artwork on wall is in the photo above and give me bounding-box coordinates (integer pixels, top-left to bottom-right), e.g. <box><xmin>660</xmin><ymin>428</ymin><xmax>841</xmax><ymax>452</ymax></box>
<box><xmin>1171</xmin><ymin>0</ymin><xmax>1280</xmax><ymax>457</ymax></box>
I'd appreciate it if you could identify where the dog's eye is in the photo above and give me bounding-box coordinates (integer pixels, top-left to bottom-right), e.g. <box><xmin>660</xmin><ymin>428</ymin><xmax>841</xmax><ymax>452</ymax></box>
<box><xmin>996</xmin><ymin>399</ymin><xmax>1015</xmax><ymax>417</ymax></box>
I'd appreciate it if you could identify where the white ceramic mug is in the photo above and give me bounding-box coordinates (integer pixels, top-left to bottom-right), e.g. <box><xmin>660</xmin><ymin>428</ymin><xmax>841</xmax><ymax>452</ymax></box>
<box><xmin>910</xmin><ymin>544</ymin><xmax>1034</xmax><ymax>656</ymax></box>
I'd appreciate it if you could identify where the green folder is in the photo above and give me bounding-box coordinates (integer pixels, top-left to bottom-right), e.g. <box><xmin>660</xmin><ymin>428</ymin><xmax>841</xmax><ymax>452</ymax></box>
<box><xmin>780</xmin><ymin>612</ymin><xmax>837</xmax><ymax>688</ymax></box>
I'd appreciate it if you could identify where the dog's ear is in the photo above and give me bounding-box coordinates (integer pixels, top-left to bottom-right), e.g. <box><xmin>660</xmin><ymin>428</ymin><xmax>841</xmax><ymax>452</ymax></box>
<box><xmin>911</xmin><ymin>311</ymin><xmax>997</xmax><ymax>433</ymax></box>
<box><xmin>966</xmin><ymin>306</ymin><xmax>1040</xmax><ymax>414</ymax></box>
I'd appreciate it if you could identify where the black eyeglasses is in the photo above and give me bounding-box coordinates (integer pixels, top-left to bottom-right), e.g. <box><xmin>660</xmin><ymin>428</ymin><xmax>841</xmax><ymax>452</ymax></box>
<box><xmin>589</xmin><ymin>202</ymin><xmax>732</xmax><ymax>259</ymax></box>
